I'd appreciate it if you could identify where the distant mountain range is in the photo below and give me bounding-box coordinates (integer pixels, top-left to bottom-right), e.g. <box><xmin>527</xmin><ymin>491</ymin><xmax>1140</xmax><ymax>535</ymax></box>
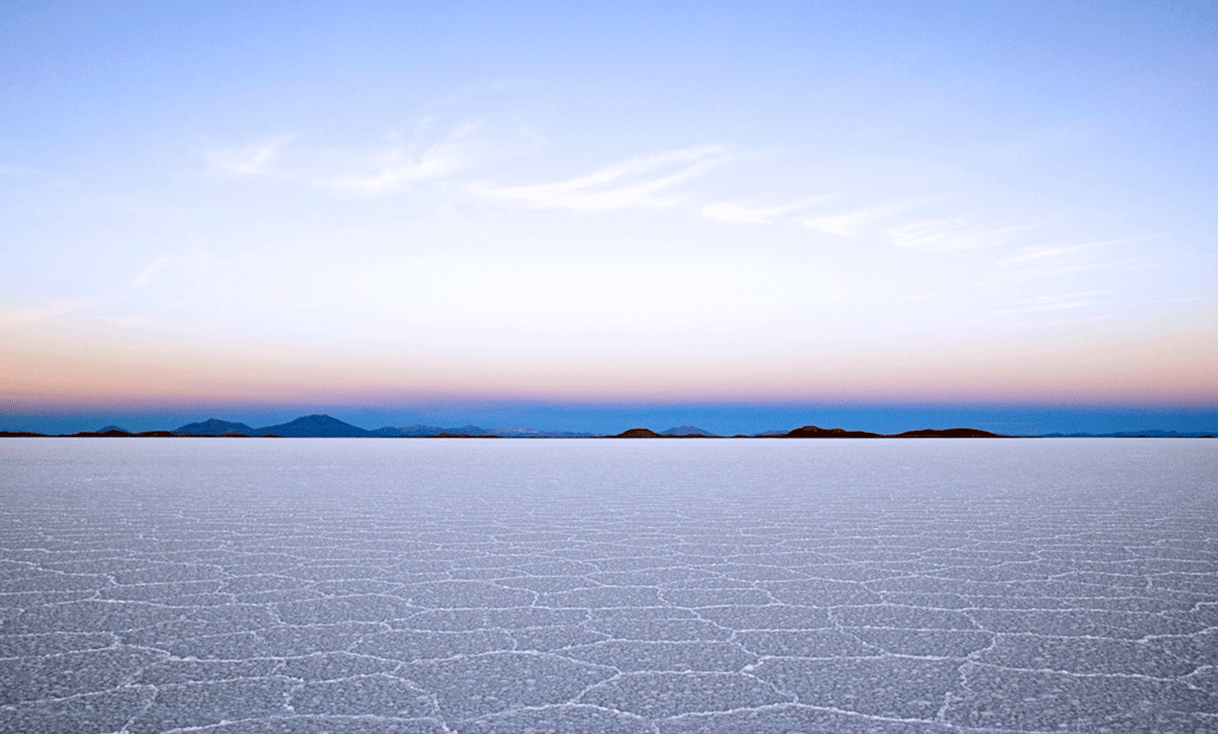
<box><xmin>173</xmin><ymin>416</ymin><xmax>595</xmax><ymax>438</ymax></box>
<box><xmin>1</xmin><ymin>415</ymin><xmax>1213</xmax><ymax>439</ymax></box>
<box><xmin>1038</xmin><ymin>429</ymin><xmax>1217</xmax><ymax>438</ymax></box>
<box><xmin>610</xmin><ymin>426</ymin><xmax>1011</xmax><ymax>439</ymax></box>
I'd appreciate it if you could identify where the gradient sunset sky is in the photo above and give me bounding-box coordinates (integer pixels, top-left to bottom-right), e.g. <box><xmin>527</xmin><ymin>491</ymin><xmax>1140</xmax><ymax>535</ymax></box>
<box><xmin>3</xmin><ymin>2</ymin><xmax>1216</xmax><ymax>434</ymax></box>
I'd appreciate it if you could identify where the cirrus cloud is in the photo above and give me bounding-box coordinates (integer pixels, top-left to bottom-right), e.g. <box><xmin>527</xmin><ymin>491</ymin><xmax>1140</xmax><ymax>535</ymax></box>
<box><xmin>471</xmin><ymin>144</ymin><xmax>729</xmax><ymax>212</ymax></box>
<box><xmin>701</xmin><ymin>195</ymin><xmax>833</xmax><ymax>225</ymax></box>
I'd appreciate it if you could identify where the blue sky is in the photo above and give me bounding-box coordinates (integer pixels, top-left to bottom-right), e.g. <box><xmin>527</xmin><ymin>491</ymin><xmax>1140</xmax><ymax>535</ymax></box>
<box><xmin>2</xmin><ymin>1</ymin><xmax>1216</xmax><ymax>434</ymax></box>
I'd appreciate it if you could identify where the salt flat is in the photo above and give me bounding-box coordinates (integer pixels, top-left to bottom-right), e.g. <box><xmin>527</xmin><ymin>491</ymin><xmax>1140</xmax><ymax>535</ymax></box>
<box><xmin>1</xmin><ymin>438</ymin><xmax>1215</xmax><ymax>733</ymax></box>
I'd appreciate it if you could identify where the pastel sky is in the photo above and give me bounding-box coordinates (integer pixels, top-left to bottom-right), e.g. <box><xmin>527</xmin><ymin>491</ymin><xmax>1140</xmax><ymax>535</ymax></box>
<box><xmin>3</xmin><ymin>2</ymin><xmax>1216</xmax><ymax>433</ymax></box>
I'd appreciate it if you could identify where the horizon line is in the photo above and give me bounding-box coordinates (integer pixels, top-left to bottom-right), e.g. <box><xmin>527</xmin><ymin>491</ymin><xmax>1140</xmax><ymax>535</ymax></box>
<box><xmin>3</xmin><ymin>411</ymin><xmax>1216</xmax><ymax>440</ymax></box>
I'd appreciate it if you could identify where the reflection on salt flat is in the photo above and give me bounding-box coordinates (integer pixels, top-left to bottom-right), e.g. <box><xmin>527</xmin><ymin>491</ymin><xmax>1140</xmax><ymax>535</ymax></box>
<box><xmin>1</xmin><ymin>438</ymin><xmax>1216</xmax><ymax>733</ymax></box>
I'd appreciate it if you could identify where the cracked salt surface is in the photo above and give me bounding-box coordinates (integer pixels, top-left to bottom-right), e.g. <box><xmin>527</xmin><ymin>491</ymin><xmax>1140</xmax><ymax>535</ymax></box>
<box><xmin>1</xmin><ymin>438</ymin><xmax>1216</xmax><ymax>733</ymax></box>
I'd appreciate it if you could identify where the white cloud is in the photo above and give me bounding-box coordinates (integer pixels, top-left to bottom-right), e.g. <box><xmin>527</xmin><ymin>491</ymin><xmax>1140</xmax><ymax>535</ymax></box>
<box><xmin>204</xmin><ymin>122</ymin><xmax>540</xmax><ymax>195</ymax></box>
<box><xmin>0</xmin><ymin>252</ymin><xmax>213</xmax><ymax>328</ymax></box>
<box><xmin>701</xmin><ymin>195</ymin><xmax>832</xmax><ymax>225</ymax></box>
<box><xmin>0</xmin><ymin>166</ymin><xmax>51</xmax><ymax>177</ymax></box>
<box><xmin>322</xmin><ymin>144</ymin><xmax>462</xmax><ymax>192</ymax></box>
<box><xmin>989</xmin><ymin>292</ymin><xmax>1109</xmax><ymax>317</ymax></box>
<box><xmin>124</xmin><ymin>252</ymin><xmax>213</xmax><ymax>290</ymax></box>
<box><xmin>320</xmin><ymin>123</ymin><xmax>484</xmax><ymax>193</ymax></box>
<box><xmin>887</xmin><ymin>218</ymin><xmax>1036</xmax><ymax>251</ymax></box>
<box><xmin>995</xmin><ymin>237</ymin><xmax>1148</xmax><ymax>267</ymax></box>
<box><xmin>0</xmin><ymin>301</ymin><xmax>83</xmax><ymax>327</ymax></box>
<box><xmin>799</xmin><ymin>203</ymin><xmax>911</xmax><ymax>237</ymax></box>
<box><xmin>206</xmin><ymin>136</ymin><xmax>293</xmax><ymax>177</ymax></box>
<box><xmin>472</xmin><ymin>145</ymin><xmax>728</xmax><ymax>212</ymax></box>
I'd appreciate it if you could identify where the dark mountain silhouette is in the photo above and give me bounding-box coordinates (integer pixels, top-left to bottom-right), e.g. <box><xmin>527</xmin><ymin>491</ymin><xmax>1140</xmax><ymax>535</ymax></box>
<box><xmin>174</xmin><ymin>418</ymin><xmax>255</xmax><ymax>436</ymax></box>
<box><xmin>779</xmin><ymin>425</ymin><xmax>1006</xmax><ymax>438</ymax></box>
<box><xmin>253</xmin><ymin>415</ymin><xmax>368</xmax><ymax>437</ymax></box>
<box><xmin>783</xmin><ymin>426</ymin><xmax>884</xmax><ymax>438</ymax></box>
<box><xmin>613</xmin><ymin>428</ymin><xmax>663</xmax><ymax>438</ymax></box>
<box><xmin>1038</xmin><ymin>430</ymin><xmax>1215</xmax><ymax>438</ymax></box>
<box><xmin>894</xmin><ymin>428</ymin><xmax>1005</xmax><ymax>438</ymax></box>
<box><xmin>96</xmin><ymin>425</ymin><xmax>129</xmax><ymax>433</ymax></box>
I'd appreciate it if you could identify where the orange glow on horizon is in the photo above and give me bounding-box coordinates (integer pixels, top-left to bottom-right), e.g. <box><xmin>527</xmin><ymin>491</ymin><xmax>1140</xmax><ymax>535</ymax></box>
<box><xmin>5</xmin><ymin>319</ymin><xmax>1216</xmax><ymax>413</ymax></box>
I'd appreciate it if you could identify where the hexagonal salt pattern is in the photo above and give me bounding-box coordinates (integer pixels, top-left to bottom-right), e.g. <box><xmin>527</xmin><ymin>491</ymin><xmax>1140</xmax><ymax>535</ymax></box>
<box><xmin>1</xmin><ymin>438</ymin><xmax>1216</xmax><ymax>732</ymax></box>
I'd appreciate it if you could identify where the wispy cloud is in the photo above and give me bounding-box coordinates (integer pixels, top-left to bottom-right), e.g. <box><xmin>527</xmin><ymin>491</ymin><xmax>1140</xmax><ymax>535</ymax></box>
<box><xmin>204</xmin><ymin>122</ymin><xmax>539</xmax><ymax>195</ymax></box>
<box><xmin>799</xmin><ymin>202</ymin><xmax>916</xmax><ymax>237</ymax></box>
<box><xmin>206</xmin><ymin>136</ymin><xmax>293</xmax><ymax>177</ymax></box>
<box><xmin>323</xmin><ymin>145</ymin><xmax>461</xmax><ymax>192</ymax></box>
<box><xmin>701</xmin><ymin>195</ymin><xmax>833</xmax><ymax>225</ymax></box>
<box><xmin>320</xmin><ymin>123</ymin><xmax>485</xmax><ymax>193</ymax></box>
<box><xmin>988</xmin><ymin>291</ymin><xmax>1109</xmax><ymax>317</ymax></box>
<box><xmin>989</xmin><ymin>290</ymin><xmax>1115</xmax><ymax>323</ymax></box>
<box><xmin>980</xmin><ymin>236</ymin><xmax>1143</xmax><ymax>283</ymax></box>
<box><xmin>886</xmin><ymin>218</ymin><xmax>1037</xmax><ymax>251</ymax></box>
<box><xmin>124</xmin><ymin>252</ymin><xmax>212</xmax><ymax>290</ymax></box>
<box><xmin>1003</xmin><ymin>259</ymin><xmax>1136</xmax><ymax>280</ymax></box>
<box><xmin>0</xmin><ymin>166</ymin><xmax>52</xmax><ymax>177</ymax></box>
<box><xmin>0</xmin><ymin>301</ymin><xmax>87</xmax><ymax>327</ymax></box>
<box><xmin>797</xmin><ymin>200</ymin><xmax>1033</xmax><ymax>252</ymax></box>
<box><xmin>0</xmin><ymin>252</ymin><xmax>212</xmax><ymax>328</ymax></box>
<box><xmin>995</xmin><ymin>236</ymin><xmax>1151</xmax><ymax>267</ymax></box>
<box><xmin>472</xmin><ymin>145</ymin><xmax>728</xmax><ymax>212</ymax></box>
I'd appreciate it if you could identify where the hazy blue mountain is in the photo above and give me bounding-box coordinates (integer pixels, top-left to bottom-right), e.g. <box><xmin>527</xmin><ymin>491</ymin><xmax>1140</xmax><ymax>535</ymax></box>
<box><xmin>443</xmin><ymin>425</ymin><xmax>491</xmax><ymax>436</ymax></box>
<box><xmin>367</xmin><ymin>424</ymin><xmax>491</xmax><ymax>437</ymax></box>
<box><xmin>254</xmin><ymin>415</ymin><xmax>369</xmax><ymax>437</ymax></box>
<box><xmin>661</xmin><ymin>426</ymin><xmax>715</xmax><ymax>436</ymax></box>
<box><xmin>367</xmin><ymin>426</ymin><xmax>419</xmax><ymax>437</ymax></box>
<box><xmin>1109</xmin><ymin>429</ymin><xmax>1216</xmax><ymax>438</ymax></box>
<box><xmin>494</xmin><ymin>427</ymin><xmax>596</xmax><ymax>437</ymax></box>
<box><xmin>174</xmin><ymin>418</ymin><xmax>255</xmax><ymax>436</ymax></box>
<box><xmin>491</xmin><ymin>427</ymin><xmax>544</xmax><ymax>437</ymax></box>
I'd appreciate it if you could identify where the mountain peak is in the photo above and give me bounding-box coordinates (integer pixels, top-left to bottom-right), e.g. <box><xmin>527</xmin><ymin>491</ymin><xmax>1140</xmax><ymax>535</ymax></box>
<box><xmin>785</xmin><ymin>426</ymin><xmax>883</xmax><ymax>438</ymax></box>
<box><xmin>255</xmin><ymin>415</ymin><xmax>368</xmax><ymax>437</ymax></box>
<box><xmin>613</xmin><ymin>428</ymin><xmax>662</xmax><ymax>438</ymax></box>
<box><xmin>174</xmin><ymin>418</ymin><xmax>255</xmax><ymax>436</ymax></box>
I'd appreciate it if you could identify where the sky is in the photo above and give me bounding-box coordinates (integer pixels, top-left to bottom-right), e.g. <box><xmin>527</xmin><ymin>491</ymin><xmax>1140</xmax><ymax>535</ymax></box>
<box><xmin>2</xmin><ymin>1</ymin><xmax>1217</xmax><ymax>435</ymax></box>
